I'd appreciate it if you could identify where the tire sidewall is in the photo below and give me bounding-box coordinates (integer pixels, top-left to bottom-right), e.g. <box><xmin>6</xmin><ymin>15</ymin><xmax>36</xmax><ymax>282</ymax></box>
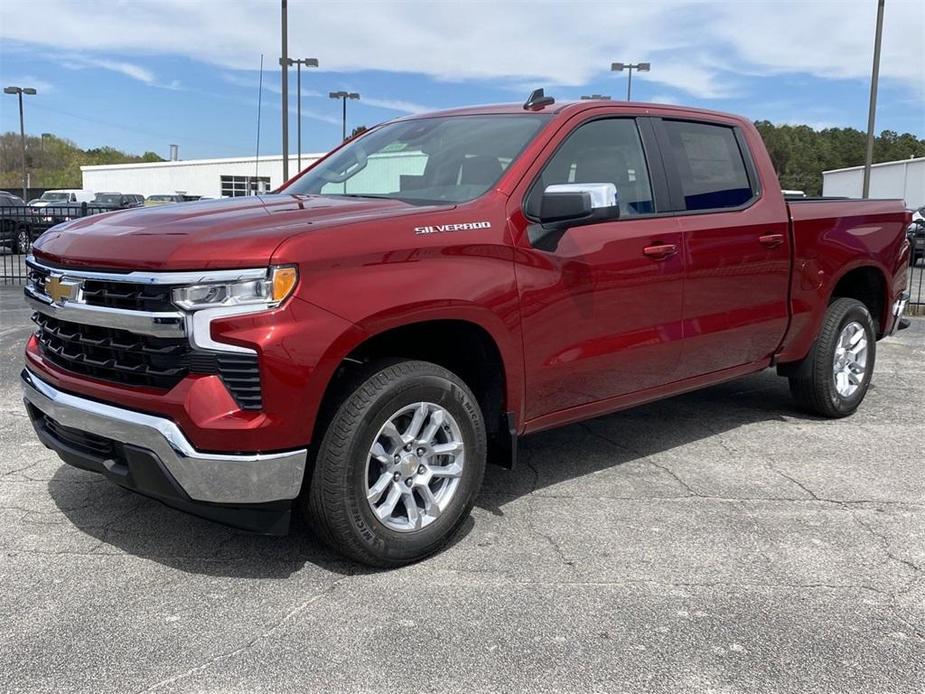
<box><xmin>819</xmin><ymin>301</ymin><xmax>876</xmax><ymax>415</ymax></box>
<box><xmin>327</xmin><ymin>367</ymin><xmax>486</xmax><ymax>563</ymax></box>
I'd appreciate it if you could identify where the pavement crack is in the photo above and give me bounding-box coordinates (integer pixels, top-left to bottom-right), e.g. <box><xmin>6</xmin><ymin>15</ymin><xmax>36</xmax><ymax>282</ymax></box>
<box><xmin>136</xmin><ymin>575</ymin><xmax>352</xmax><ymax>693</ymax></box>
<box><xmin>579</xmin><ymin>422</ymin><xmax>700</xmax><ymax>497</ymax></box>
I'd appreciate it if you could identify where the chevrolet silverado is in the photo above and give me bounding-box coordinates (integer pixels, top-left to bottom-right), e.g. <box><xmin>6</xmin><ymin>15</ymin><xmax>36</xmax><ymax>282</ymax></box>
<box><xmin>21</xmin><ymin>93</ymin><xmax>912</xmax><ymax>566</ymax></box>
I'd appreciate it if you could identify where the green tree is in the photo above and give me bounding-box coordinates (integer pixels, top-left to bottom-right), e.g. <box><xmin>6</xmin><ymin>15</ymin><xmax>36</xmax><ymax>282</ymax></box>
<box><xmin>753</xmin><ymin>122</ymin><xmax>924</xmax><ymax>196</ymax></box>
<box><xmin>0</xmin><ymin>133</ymin><xmax>164</xmax><ymax>191</ymax></box>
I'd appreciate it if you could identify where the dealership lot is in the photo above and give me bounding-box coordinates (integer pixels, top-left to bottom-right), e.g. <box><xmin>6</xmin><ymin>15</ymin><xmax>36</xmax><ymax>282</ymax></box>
<box><xmin>0</xmin><ymin>285</ymin><xmax>922</xmax><ymax>693</ymax></box>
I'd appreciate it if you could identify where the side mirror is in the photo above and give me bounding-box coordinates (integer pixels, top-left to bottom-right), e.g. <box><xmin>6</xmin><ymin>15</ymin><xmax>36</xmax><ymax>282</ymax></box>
<box><xmin>530</xmin><ymin>183</ymin><xmax>621</xmax><ymax>251</ymax></box>
<box><xmin>539</xmin><ymin>183</ymin><xmax>620</xmax><ymax>228</ymax></box>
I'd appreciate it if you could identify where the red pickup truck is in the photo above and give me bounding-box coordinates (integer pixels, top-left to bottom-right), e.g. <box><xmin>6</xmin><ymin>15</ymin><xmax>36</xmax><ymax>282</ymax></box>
<box><xmin>22</xmin><ymin>94</ymin><xmax>912</xmax><ymax>566</ymax></box>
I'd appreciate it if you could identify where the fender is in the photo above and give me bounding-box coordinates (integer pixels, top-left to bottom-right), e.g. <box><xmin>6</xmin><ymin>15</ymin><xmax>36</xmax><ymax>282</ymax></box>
<box><xmin>776</xmin><ymin>258</ymin><xmax>892</xmax><ymax>365</ymax></box>
<box><xmin>310</xmin><ymin>300</ymin><xmax>526</xmax><ymax>435</ymax></box>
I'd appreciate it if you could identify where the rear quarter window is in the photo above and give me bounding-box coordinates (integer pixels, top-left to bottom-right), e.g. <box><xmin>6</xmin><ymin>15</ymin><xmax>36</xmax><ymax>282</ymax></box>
<box><xmin>663</xmin><ymin>120</ymin><xmax>753</xmax><ymax>211</ymax></box>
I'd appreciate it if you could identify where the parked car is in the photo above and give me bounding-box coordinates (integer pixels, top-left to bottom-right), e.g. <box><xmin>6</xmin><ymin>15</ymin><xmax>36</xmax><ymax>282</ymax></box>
<box><xmin>0</xmin><ymin>191</ymin><xmax>35</xmax><ymax>254</ymax></box>
<box><xmin>909</xmin><ymin>206</ymin><xmax>925</xmax><ymax>265</ymax></box>
<box><xmin>144</xmin><ymin>194</ymin><xmax>184</xmax><ymax>206</ymax></box>
<box><xmin>29</xmin><ymin>189</ymin><xmax>95</xmax><ymax>208</ymax></box>
<box><xmin>22</xmin><ymin>95</ymin><xmax>912</xmax><ymax>566</ymax></box>
<box><xmin>92</xmin><ymin>192</ymin><xmax>144</xmax><ymax>210</ymax></box>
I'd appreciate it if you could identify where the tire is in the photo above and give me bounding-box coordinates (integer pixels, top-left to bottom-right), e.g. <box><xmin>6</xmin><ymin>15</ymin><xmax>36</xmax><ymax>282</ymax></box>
<box><xmin>788</xmin><ymin>298</ymin><xmax>876</xmax><ymax>418</ymax></box>
<box><xmin>303</xmin><ymin>360</ymin><xmax>487</xmax><ymax>567</ymax></box>
<box><xmin>16</xmin><ymin>226</ymin><xmax>30</xmax><ymax>255</ymax></box>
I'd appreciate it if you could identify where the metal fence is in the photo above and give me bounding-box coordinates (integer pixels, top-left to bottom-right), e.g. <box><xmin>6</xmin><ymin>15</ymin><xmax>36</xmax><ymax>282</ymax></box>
<box><xmin>1</xmin><ymin>204</ymin><xmax>115</xmax><ymax>284</ymax></box>
<box><xmin>909</xmin><ymin>260</ymin><xmax>925</xmax><ymax>315</ymax></box>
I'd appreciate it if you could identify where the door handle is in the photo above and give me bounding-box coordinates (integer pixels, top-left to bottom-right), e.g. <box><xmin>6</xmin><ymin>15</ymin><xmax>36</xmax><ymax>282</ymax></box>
<box><xmin>759</xmin><ymin>233</ymin><xmax>785</xmax><ymax>248</ymax></box>
<box><xmin>642</xmin><ymin>243</ymin><xmax>678</xmax><ymax>260</ymax></box>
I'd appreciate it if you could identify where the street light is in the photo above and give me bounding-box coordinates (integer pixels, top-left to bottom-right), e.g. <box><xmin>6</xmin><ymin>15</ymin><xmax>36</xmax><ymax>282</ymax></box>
<box><xmin>862</xmin><ymin>0</ymin><xmax>885</xmax><ymax>198</ymax></box>
<box><xmin>4</xmin><ymin>86</ymin><xmax>37</xmax><ymax>200</ymax></box>
<box><xmin>610</xmin><ymin>62</ymin><xmax>650</xmax><ymax>101</ymax></box>
<box><xmin>287</xmin><ymin>57</ymin><xmax>319</xmax><ymax>171</ymax></box>
<box><xmin>580</xmin><ymin>94</ymin><xmax>612</xmax><ymax>100</ymax></box>
<box><xmin>329</xmin><ymin>91</ymin><xmax>360</xmax><ymax>143</ymax></box>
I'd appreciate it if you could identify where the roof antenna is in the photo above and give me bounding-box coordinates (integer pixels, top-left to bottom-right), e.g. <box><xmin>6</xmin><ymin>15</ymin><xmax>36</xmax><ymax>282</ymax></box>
<box><xmin>523</xmin><ymin>88</ymin><xmax>555</xmax><ymax>111</ymax></box>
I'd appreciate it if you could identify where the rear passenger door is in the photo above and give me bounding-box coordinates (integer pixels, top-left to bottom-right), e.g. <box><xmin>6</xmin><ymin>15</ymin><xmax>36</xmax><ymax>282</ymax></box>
<box><xmin>656</xmin><ymin>119</ymin><xmax>790</xmax><ymax>377</ymax></box>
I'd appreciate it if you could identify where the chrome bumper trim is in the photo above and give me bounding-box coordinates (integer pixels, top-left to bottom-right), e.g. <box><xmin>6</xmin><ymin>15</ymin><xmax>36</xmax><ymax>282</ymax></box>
<box><xmin>22</xmin><ymin>369</ymin><xmax>307</xmax><ymax>504</ymax></box>
<box><xmin>25</xmin><ymin>287</ymin><xmax>186</xmax><ymax>338</ymax></box>
<box><xmin>889</xmin><ymin>291</ymin><xmax>910</xmax><ymax>336</ymax></box>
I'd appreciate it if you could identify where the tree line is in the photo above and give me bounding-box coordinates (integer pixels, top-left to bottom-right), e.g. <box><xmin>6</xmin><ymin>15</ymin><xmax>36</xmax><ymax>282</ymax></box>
<box><xmin>753</xmin><ymin>121</ymin><xmax>924</xmax><ymax>195</ymax></box>
<box><xmin>0</xmin><ymin>133</ymin><xmax>162</xmax><ymax>191</ymax></box>
<box><xmin>1</xmin><ymin>123</ymin><xmax>923</xmax><ymax>195</ymax></box>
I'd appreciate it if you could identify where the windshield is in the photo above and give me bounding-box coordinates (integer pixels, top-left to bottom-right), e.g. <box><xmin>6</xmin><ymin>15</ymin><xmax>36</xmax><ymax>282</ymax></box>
<box><xmin>40</xmin><ymin>192</ymin><xmax>70</xmax><ymax>201</ymax></box>
<box><xmin>282</xmin><ymin>114</ymin><xmax>548</xmax><ymax>204</ymax></box>
<box><xmin>94</xmin><ymin>194</ymin><xmax>122</xmax><ymax>204</ymax></box>
<box><xmin>148</xmin><ymin>195</ymin><xmax>174</xmax><ymax>201</ymax></box>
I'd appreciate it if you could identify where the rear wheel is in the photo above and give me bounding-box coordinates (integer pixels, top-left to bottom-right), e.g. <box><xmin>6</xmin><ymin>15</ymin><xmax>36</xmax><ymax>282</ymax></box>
<box><xmin>788</xmin><ymin>298</ymin><xmax>876</xmax><ymax>418</ymax></box>
<box><xmin>303</xmin><ymin>360</ymin><xmax>486</xmax><ymax>567</ymax></box>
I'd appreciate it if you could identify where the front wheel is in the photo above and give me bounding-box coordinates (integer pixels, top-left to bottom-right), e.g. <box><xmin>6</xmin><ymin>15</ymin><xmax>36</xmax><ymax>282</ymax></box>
<box><xmin>303</xmin><ymin>360</ymin><xmax>487</xmax><ymax>567</ymax></box>
<box><xmin>788</xmin><ymin>298</ymin><xmax>876</xmax><ymax>418</ymax></box>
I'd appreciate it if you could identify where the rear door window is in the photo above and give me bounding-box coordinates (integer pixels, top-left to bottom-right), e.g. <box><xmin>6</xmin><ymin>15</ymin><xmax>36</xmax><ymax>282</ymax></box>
<box><xmin>662</xmin><ymin>120</ymin><xmax>754</xmax><ymax>211</ymax></box>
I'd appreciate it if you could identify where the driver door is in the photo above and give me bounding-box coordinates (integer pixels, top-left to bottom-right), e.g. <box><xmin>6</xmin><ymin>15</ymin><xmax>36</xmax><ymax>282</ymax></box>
<box><xmin>511</xmin><ymin>117</ymin><xmax>685</xmax><ymax>422</ymax></box>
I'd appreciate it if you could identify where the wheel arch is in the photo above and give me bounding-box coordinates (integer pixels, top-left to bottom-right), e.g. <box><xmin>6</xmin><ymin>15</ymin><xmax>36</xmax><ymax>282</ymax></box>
<box><xmin>310</xmin><ymin>307</ymin><xmax>522</xmax><ymax>469</ymax></box>
<box><xmin>827</xmin><ymin>263</ymin><xmax>890</xmax><ymax>336</ymax></box>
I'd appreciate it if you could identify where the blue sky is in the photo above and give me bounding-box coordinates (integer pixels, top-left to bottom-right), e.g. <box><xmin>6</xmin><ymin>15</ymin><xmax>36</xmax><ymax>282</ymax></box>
<box><xmin>1</xmin><ymin>0</ymin><xmax>923</xmax><ymax>161</ymax></box>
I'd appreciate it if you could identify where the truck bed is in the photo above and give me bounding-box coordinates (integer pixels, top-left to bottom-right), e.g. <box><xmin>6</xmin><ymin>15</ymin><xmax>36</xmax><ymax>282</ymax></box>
<box><xmin>778</xmin><ymin>197</ymin><xmax>910</xmax><ymax>363</ymax></box>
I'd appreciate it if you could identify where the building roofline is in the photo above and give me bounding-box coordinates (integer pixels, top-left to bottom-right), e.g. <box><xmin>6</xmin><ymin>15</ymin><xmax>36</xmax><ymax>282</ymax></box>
<box><xmin>81</xmin><ymin>153</ymin><xmax>326</xmax><ymax>172</ymax></box>
<box><xmin>823</xmin><ymin>156</ymin><xmax>924</xmax><ymax>175</ymax></box>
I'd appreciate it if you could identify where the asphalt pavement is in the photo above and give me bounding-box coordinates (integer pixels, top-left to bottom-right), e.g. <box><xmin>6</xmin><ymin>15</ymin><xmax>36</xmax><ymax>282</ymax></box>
<box><xmin>0</xmin><ymin>284</ymin><xmax>922</xmax><ymax>693</ymax></box>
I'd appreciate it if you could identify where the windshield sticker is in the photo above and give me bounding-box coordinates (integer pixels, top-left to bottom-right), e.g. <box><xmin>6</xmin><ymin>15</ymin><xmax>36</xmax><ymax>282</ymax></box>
<box><xmin>414</xmin><ymin>221</ymin><xmax>492</xmax><ymax>235</ymax></box>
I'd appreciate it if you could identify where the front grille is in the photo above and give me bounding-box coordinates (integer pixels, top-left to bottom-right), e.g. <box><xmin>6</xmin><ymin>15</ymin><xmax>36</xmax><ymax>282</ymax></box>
<box><xmin>82</xmin><ymin>280</ymin><xmax>175</xmax><ymax>312</ymax></box>
<box><xmin>34</xmin><ymin>313</ymin><xmax>190</xmax><ymax>390</ymax></box>
<box><xmin>32</xmin><ymin>408</ymin><xmax>116</xmax><ymax>459</ymax></box>
<box><xmin>28</xmin><ymin>263</ymin><xmax>264</xmax><ymax>410</ymax></box>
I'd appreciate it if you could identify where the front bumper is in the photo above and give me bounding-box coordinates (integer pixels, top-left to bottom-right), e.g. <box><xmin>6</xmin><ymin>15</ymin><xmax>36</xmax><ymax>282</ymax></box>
<box><xmin>22</xmin><ymin>368</ymin><xmax>308</xmax><ymax>533</ymax></box>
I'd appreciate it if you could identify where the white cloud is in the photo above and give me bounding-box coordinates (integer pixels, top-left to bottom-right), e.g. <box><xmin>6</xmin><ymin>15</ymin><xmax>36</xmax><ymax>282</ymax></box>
<box><xmin>61</xmin><ymin>55</ymin><xmax>155</xmax><ymax>84</ymax></box>
<box><xmin>1</xmin><ymin>0</ymin><xmax>923</xmax><ymax>101</ymax></box>
<box><xmin>649</xmin><ymin>94</ymin><xmax>681</xmax><ymax>105</ymax></box>
<box><xmin>359</xmin><ymin>96</ymin><xmax>435</xmax><ymax>114</ymax></box>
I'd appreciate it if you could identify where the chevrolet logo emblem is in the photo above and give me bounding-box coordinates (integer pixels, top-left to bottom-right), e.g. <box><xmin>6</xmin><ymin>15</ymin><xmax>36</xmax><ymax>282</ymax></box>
<box><xmin>45</xmin><ymin>276</ymin><xmax>80</xmax><ymax>305</ymax></box>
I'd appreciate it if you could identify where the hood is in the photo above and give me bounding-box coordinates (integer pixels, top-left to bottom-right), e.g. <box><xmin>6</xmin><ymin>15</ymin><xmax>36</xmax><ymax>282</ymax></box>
<box><xmin>32</xmin><ymin>194</ymin><xmax>450</xmax><ymax>270</ymax></box>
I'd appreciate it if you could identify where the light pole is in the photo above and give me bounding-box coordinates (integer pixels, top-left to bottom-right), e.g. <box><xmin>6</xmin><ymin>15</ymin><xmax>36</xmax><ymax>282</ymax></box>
<box><xmin>862</xmin><ymin>0</ymin><xmax>885</xmax><ymax>198</ymax></box>
<box><xmin>329</xmin><ymin>91</ymin><xmax>360</xmax><ymax>143</ymax></box>
<box><xmin>3</xmin><ymin>86</ymin><xmax>37</xmax><ymax>200</ymax></box>
<box><xmin>610</xmin><ymin>62</ymin><xmax>650</xmax><ymax>101</ymax></box>
<box><xmin>280</xmin><ymin>0</ymin><xmax>289</xmax><ymax>182</ymax></box>
<box><xmin>291</xmin><ymin>57</ymin><xmax>319</xmax><ymax>171</ymax></box>
<box><xmin>580</xmin><ymin>94</ymin><xmax>612</xmax><ymax>100</ymax></box>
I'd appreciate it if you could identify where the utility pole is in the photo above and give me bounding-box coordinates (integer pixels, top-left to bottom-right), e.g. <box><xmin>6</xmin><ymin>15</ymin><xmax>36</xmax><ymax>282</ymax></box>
<box><xmin>3</xmin><ymin>85</ymin><xmax>37</xmax><ymax>200</ymax></box>
<box><xmin>862</xmin><ymin>0</ymin><xmax>885</xmax><ymax>198</ymax></box>
<box><xmin>280</xmin><ymin>0</ymin><xmax>289</xmax><ymax>182</ymax></box>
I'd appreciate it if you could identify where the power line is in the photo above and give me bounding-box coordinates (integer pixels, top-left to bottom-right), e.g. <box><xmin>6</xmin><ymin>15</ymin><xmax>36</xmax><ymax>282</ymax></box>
<box><xmin>24</xmin><ymin>101</ymin><xmax>240</xmax><ymax>152</ymax></box>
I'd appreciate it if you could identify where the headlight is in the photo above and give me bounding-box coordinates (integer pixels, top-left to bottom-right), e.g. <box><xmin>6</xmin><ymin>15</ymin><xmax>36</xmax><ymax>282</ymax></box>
<box><xmin>172</xmin><ymin>265</ymin><xmax>298</xmax><ymax>311</ymax></box>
